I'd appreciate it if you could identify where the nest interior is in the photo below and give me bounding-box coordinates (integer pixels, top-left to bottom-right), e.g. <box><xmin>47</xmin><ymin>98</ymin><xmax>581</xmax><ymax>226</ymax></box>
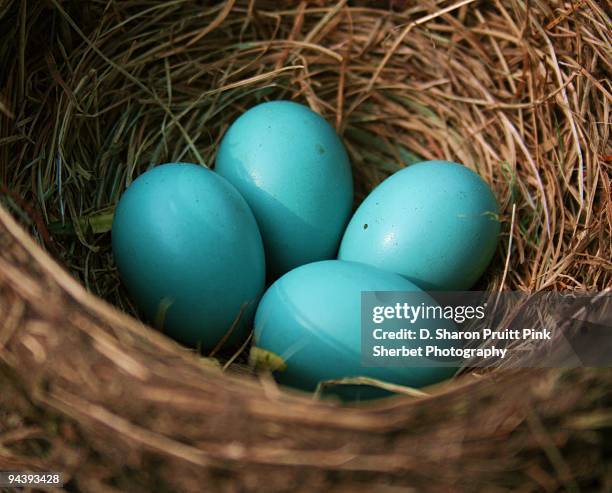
<box><xmin>0</xmin><ymin>1</ymin><xmax>610</xmax><ymax>492</ymax></box>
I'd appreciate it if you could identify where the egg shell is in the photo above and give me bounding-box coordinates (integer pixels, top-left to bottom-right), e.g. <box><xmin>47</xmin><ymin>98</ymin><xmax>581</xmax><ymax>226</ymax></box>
<box><xmin>339</xmin><ymin>160</ymin><xmax>500</xmax><ymax>290</ymax></box>
<box><xmin>215</xmin><ymin>100</ymin><xmax>353</xmax><ymax>278</ymax></box>
<box><xmin>254</xmin><ymin>260</ymin><xmax>457</xmax><ymax>400</ymax></box>
<box><xmin>112</xmin><ymin>163</ymin><xmax>265</xmax><ymax>348</ymax></box>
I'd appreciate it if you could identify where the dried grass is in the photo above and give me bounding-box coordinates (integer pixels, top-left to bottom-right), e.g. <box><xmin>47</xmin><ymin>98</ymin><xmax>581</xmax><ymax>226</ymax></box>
<box><xmin>2</xmin><ymin>0</ymin><xmax>609</xmax><ymax>304</ymax></box>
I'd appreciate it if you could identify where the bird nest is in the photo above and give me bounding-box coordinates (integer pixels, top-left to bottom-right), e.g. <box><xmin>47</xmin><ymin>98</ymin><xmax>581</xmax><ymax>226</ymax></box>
<box><xmin>0</xmin><ymin>1</ymin><xmax>610</xmax><ymax>491</ymax></box>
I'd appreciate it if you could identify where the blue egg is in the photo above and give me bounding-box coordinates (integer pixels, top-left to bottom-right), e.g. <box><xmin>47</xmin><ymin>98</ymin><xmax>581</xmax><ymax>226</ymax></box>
<box><xmin>215</xmin><ymin>101</ymin><xmax>353</xmax><ymax>278</ymax></box>
<box><xmin>112</xmin><ymin>163</ymin><xmax>265</xmax><ymax>348</ymax></box>
<box><xmin>339</xmin><ymin>161</ymin><xmax>500</xmax><ymax>290</ymax></box>
<box><xmin>254</xmin><ymin>260</ymin><xmax>457</xmax><ymax>400</ymax></box>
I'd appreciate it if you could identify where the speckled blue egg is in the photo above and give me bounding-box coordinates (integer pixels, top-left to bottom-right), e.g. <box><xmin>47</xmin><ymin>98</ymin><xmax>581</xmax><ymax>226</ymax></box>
<box><xmin>112</xmin><ymin>163</ymin><xmax>265</xmax><ymax>349</ymax></box>
<box><xmin>254</xmin><ymin>260</ymin><xmax>457</xmax><ymax>400</ymax></box>
<box><xmin>339</xmin><ymin>161</ymin><xmax>500</xmax><ymax>290</ymax></box>
<box><xmin>215</xmin><ymin>101</ymin><xmax>353</xmax><ymax>278</ymax></box>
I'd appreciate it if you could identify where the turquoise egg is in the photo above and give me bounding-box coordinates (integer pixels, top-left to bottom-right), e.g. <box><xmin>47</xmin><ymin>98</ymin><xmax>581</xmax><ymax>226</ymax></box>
<box><xmin>254</xmin><ymin>260</ymin><xmax>457</xmax><ymax>400</ymax></box>
<box><xmin>339</xmin><ymin>161</ymin><xmax>500</xmax><ymax>290</ymax></box>
<box><xmin>112</xmin><ymin>163</ymin><xmax>265</xmax><ymax>349</ymax></box>
<box><xmin>215</xmin><ymin>101</ymin><xmax>353</xmax><ymax>278</ymax></box>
